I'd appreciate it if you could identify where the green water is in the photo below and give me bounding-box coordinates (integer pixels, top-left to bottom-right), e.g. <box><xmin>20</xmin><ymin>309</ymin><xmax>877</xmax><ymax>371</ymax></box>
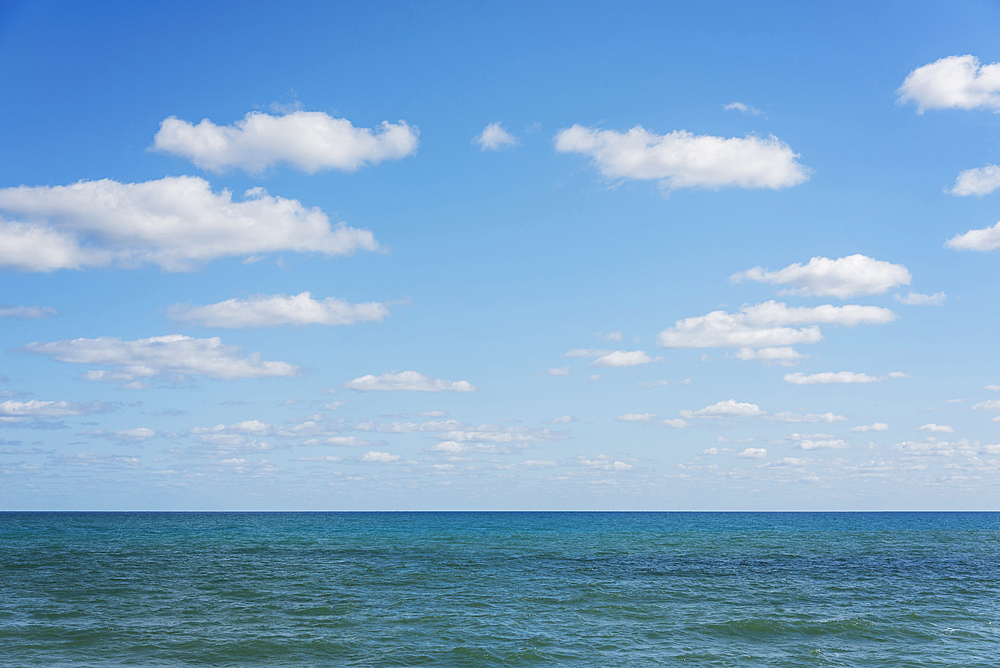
<box><xmin>1</xmin><ymin>512</ymin><xmax>998</xmax><ymax>666</ymax></box>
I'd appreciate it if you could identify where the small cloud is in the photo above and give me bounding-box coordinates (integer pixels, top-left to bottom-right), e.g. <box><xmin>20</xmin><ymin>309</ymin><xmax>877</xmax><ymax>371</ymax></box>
<box><xmin>737</xmin><ymin>447</ymin><xmax>767</xmax><ymax>459</ymax></box>
<box><xmin>543</xmin><ymin>367</ymin><xmax>572</xmax><ymax>376</ymax></box>
<box><xmin>661</xmin><ymin>418</ymin><xmax>692</xmax><ymax>428</ymax></box>
<box><xmin>850</xmin><ymin>423</ymin><xmax>888</xmax><ymax>433</ymax></box>
<box><xmin>0</xmin><ymin>305</ymin><xmax>58</xmax><ymax>319</ymax></box>
<box><xmin>723</xmin><ymin>102</ymin><xmax>765</xmax><ymax>116</ymax></box>
<box><xmin>638</xmin><ymin>380</ymin><xmax>670</xmax><ymax>387</ymax></box>
<box><xmin>984</xmin><ymin>384</ymin><xmax>1000</xmax><ymax>391</ymax></box>
<box><xmin>565</xmin><ymin>348</ymin><xmax>609</xmax><ymax>358</ymax></box>
<box><xmin>588</xmin><ymin>375</ymin><xmax>602</xmax><ymax>382</ymax></box>
<box><xmin>919</xmin><ymin>423</ymin><xmax>954</xmax><ymax>433</ymax></box>
<box><xmin>590</xmin><ymin>350</ymin><xmax>659</xmax><ymax>367</ymax></box>
<box><xmin>617</xmin><ymin>413</ymin><xmax>657</xmax><ymax>422</ymax></box>
<box><xmin>474</xmin><ymin>122</ymin><xmax>518</xmax><ymax>150</ymax></box>
<box><xmin>361</xmin><ymin>450</ymin><xmax>401</xmax><ymax>463</ymax></box>
<box><xmin>596</xmin><ymin>331</ymin><xmax>623</xmax><ymax>341</ymax></box>
<box><xmin>894</xmin><ymin>291</ymin><xmax>946</xmax><ymax>306</ymax></box>
<box><xmin>543</xmin><ymin>415</ymin><xmax>575</xmax><ymax>424</ymax></box>
<box><xmin>324</xmin><ymin>400</ymin><xmax>348</xmax><ymax>410</ymax></box>
<box><xmin>343</xmin><ymin>371</ymin><xmax>476</xmax><ymax>393</ymax></box>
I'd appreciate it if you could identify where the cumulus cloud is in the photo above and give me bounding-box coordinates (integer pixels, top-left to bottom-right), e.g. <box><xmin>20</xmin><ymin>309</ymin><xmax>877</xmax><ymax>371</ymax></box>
<box><xmin>985</xmin><ymin>385</ymin><xmax>1000</xmax><ymax>391</ymax></box>
<box><xmin>680</xmin><ymin>400</ymin><xmax>765</xmax><ymax>419</ymax></box>
<box><xmin>0</xmin><ymin>400</ymin><xmax>112</xmax><ymax>417</ymax></box>
<box><xmin>556</xmin><ymin>125</ymin><xmax>809</xmax><ymax>190</ymax></box>
<box><xmin>737</xmin><ymin>447</ymin><xmax>767</xmax><ymax>459</ymax></box>
<box><xmin>657</xmin><ymin>300</ymin><xmax>897</xmax><ymax>349</ymax></box>
<box><xmin>590</xmin><ymin>350</ymin><xmax>658</xmax><ymax>367</ymax></box>
<box><xmin>972</xmin><ymin>399</ymin><xmax>1000</xmax><ymax>411</ymax></box>
<box><xmin>662</xmin><ymin>418</ymin><xmax>692</xmax><ymax>428</ymax></box>
<box><xmin>0</xmin><ymin>304</ymin><xmax>57</xmax><ymax>319</ymax></box>
<box><xmin>21</xmin><ymin>334</ymin><xmax>298</xmax><ymax>383</ymax></box>
<box><xmin>304</xmin><ymin>436</ymin><xmax>386</xmax><ymax>448</ymax></box>
<box><xmin>783</xmin><ymin>371</ymin><xmax>909</xmax><ymax>385</ymax></box>
<box><xmin>850</xmin><ymin>423</ymin><xmax>889</xmax><ymax>432</ymax></box>
<box><xmin>732</xmin><ymin>255</ymin><xmax>911</xmax><ymax>299</ymax></box>
<box><xmin>343</xmin><ymin>371</ymin><xmax>476</xmax><ymax>393</ymax></box>
<box><xmin>919</xmin><ymin>423</ymin><xmax>954</xmax><ymax>433</ymax></box>
<box><xmin>360</xmin><ymin>451</ymin><xmax>401</xmax><ymax>463</ymax></box>
<box><xmin>950</xmin><ymin>164</ymin><xmax>1000</xmax><ymax>196</ymax></box>
<box><xmin>787</xmin><ymin>432</ymin><xmax>847</xmax><ymax>450</ymax></box>
<box><xmin>897</xmin><ymin>55</ymin><xmax>1000</xmax><ymax>113</ymax></box>
<box><xmin>617</xmin><ymin>413</ymin><xmax>657</xmax><ymax>422</ymax></box>
<box><xmin>554</xmin><ymin>124</ymin><xmax>808</xmax><ymax>190</ymax></box>
<box><xmin>474</xmin><ymin>122</ymin><xmax>518</xmax><ymax>150</ymax></box>
<box><xmin>0</xmin><ymin>176</ymin><xmax>379</xmax><ymax>272</ymax></box>
<box><xmin>168</xmin><ymin>292</ymin><xmax>389</xmax><ymax>328</ymax></box>
<box><xmin>579</xmin><ymin>455</ymin><xmax>632</xmax><ymax>471</ymax></box>
<box><xmin>730</xmin><ymin>346</ymin><xmax>806</xmax><ymax>367</ymax></box>
<box><xmin>152</xmin><ymin>111</ymin><xmax>418</xmax><ymax>173</ymax></box>
<box><xmin>945</xmin><ymin>221</ymin><xmax>1000</xmax><ymax>251</ymax></box>
<box><xmin>767</xmin><ymin>411</ymin><xmax>847</xmax><ymax>423</ymax></box>
<box><xmin>361</xmin><ymin>419</ymin><xmax>463</xmax><ymax>434</ymax></box>
<box><xmin>893</xmin><ymin>291</ymin><xmax>946</xmax><ymax>306</ymax></box>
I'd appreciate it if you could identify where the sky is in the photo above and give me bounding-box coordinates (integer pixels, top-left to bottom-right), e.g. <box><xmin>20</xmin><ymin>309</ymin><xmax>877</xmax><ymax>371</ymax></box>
<box><xmin>1</xmin><ymin>0</ymin><xmax>1000</xmax><ymax>510</ymax></box>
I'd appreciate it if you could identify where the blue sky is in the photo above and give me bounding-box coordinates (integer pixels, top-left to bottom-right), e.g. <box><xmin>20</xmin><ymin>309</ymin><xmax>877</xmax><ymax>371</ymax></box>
<box><xmin>2</xmin><ymin>0</ymin><xmax>1000</xmax><ymax>510</ymax></box>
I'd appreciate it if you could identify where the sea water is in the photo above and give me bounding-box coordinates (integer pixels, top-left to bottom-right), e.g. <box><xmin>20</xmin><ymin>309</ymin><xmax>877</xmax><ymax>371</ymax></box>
<box><xmin>1</xmin><ymin>512</ymin><xmax>998</xmax><ymax>666</ymax></box>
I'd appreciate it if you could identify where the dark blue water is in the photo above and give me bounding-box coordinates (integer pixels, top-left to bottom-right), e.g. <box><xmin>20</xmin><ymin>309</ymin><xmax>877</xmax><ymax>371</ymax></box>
<box><xmin>1</xmin><ymin>512</ymin><xmax>998</xmax><ymax>666</ymax></box>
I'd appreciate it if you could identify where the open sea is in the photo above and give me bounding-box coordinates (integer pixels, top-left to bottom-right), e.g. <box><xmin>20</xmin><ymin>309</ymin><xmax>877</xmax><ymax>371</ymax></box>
<box><xmin>1</xmin><ymin>512</ymin><xmax>998</xmax><ymax>666</ymax></box>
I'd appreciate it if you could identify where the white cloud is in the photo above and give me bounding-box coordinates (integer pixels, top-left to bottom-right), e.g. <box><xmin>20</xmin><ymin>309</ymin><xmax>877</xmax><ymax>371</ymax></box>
<box><xmin>325</xmin><ymin>400</ymin><xmax>348</xmax><ymax>410</ymax></box>
<box><xmin>950</xmin><ymin>164</ymin><xmax>1000</xmax><ymax>196</ymax></box>
<box><xmin>361</xmin><ymin>451</ymin><xmax>401</xmax><ymax>463</ymax></box>
<box><xmin>945</xmin><ymin>221</ymin><xmax>1000</xmax><ymax>251</ymax></box>
<box><xmin>0</xmin><ymin>400</ymin><xmax>112</xmax><ymax>417</ymax></box>
<box><xmin>638</xmin><ymin>380</ymin><xmax>670</xmax><ymax>387</ymax></box>
<box><xmin>972</xmin><ymin>399</ymin><xmax>1000</xmax><ymax>411</ymax></box>
<box><xmin>342</xmin><ymin>371</ymin><xmax>476</xmax><ymax>393</ymax></box>
<box><xmin>662</xmin><ymin>418</ymin><xmax>692</xmax><ymax>428</ymax></box>
<box><xmin>21</xmin><ymin>334</ymin><xmax>298</xmax><ymax>382</ymax></box>
<box><xmin>543</xmin><ymin>415</ymin><xmax>575</xmax><ymax>424</ymax></box>
<box><xmin>590</xmin><ymin>350</ymin><xmax>657</xmax><ymax>367</ymax></box>
<box><xmin>579</xmin><ymin>455</ymin><xmax>632</xmax><ymax>471</ymax></box>
<box><xmin>597</xmin><ymin>331</ymin><xmax>623</xmax><ymax>341</ymax></box>
<box><xmin>168</xmin><ymin>292</ymin><xmax>389</xmax><ymax>328</ymax></box>
<box><xmin>0</xmin><ymin>177</ymin><xmax>379</xmax><ymax>272</ymax></box>
<box><xmin>732</xmin><ymin>255</ymin><xmax>911</xmax><ymax>299</ymax></box>
<box><xmin>788</xmin><ymin>433</ymin><xmax>847</xmax><ymax>450</ymax></box>
<box><xmin>474</xmin><ymin>122</ymin><xmax>518</xmax><ymax>150</ymax></box>
<box><xmin>554</xmin><ymin>125</ymin><xmax>808</xmax><ymax>190</ymax></box>
<box><xmin>737</xmin><ymin>448</ymin><xmax>767</xmax><ymax>459</ymax></box>
<box><xmin>152</xmin><ymin>111</ymin><xmax>418</xmax><ymax>173</ymax></box>
<box><xmin>305</xmin><ymin>436</ymin><xmax>385</xmax><ymax>448</ymax></box>
<box><xmin>783</xmin><ymin>371</ymin><xmax>908</xmax><ymax>385</ymax></box>
<box><xmin>564</xmin><ymin>348</ymin><xmax>610</xmax><ymax>358</ymax></box>
<box><xmin>897</xmin><ymin>55</ymin><xmax>1000</xmax><ymax>113</ymax></box>
<box><xmin>657</xmin><ymin>300</ymin><xmax>897</xmax><ymax>349</ymax></box>
<box><xmin>724</xmin><ymin>102</ymin><xmax>764</xmax><ymax>116</ymax></box>
<box><xmin>297</xmin><ymin>456</ymin><xmax>341</xmax><ymax>462</ymax></box>
<box><xmin>768</xmin><ymin>412</ymin><xmax>847</xmax><ymax>423</ymax></box>
<box><xmin>730</xmin><ymin>347</ymin><xmax>806</xmax><ymax>366</ymax></box>
<box><xmin>618</xmin><ymin>413</ymin><xmax>657</xmax><ymax>422</ymax></box>
<box><xmin>544</xmin><ymin>367</ymin><xmax>572</xmax><ymax>376</ymax></box>
<box><xmin>851</xmin><ymin>423</ymin><xmax>889</xmax><ymax>432</ymax></box>
<box><xmin>984</xmin><ymin>385</ymin><xmax>1000</xmax><ymax>391</ymax></box>
<box><xmin>893</xmin><ymin>291</ymin><xmax>946</xmax><ymax>306</ymax></box>
<box><xmin>0</xmin><ymin>304</ymin><xmax>57</xmax><ymax>319</ymax></box>
<box><xmin>919</xmin><ymin>423</ymin><xmax>955</xmax><ymax>433</ymax></box>
<box><xmin>365</xmin><ymin>419</ymin><xmax>463</xmax><ymax>434</ymax></box>
<box><xmin>680</xmin><ymin>400</ymin><xmax>765</xmax><ymax>419</ymax></box>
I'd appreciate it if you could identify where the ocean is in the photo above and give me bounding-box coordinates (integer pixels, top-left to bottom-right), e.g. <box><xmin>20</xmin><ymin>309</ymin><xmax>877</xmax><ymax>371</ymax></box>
<box><xmin>1</xmin><ymin>512</ymin><xmax>997</xmax><ymax>666</ymax></box>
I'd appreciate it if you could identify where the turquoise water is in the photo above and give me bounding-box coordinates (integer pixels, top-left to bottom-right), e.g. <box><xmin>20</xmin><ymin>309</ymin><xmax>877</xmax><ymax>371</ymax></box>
<box><xmin>1</xmin><ymin>513</ymin><xmax>998</xmax><ymax>666</ymax></box>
